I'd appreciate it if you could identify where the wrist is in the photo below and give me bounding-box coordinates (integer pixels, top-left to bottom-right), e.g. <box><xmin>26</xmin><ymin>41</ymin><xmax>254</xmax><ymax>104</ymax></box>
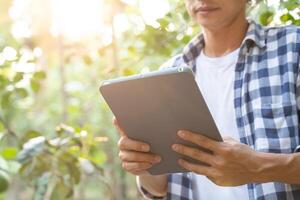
<box><xmin>252</xmin><ymin>152</ymin><xmax>293</xmax><ymax>183</ymax></box>
<box><xmin>137</xmin><ymin>174</ymin><xmax>167</xmax><ymax>197</ymax></box>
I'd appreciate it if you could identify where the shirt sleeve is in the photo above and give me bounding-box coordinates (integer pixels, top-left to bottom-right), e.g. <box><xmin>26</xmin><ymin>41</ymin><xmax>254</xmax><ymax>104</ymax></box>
<box><xmin>136</xmin><ymin>176</ymin><xmax>167</xmax><ymax>200</ymax></box>
<box><xmin>159</xmin><ymin>54</ymin><xmax>185</xmax><ymax>70</ymax></box>
<box><xmin>295</xmin><ymin>38</ymin><xmax>300</xmax><ymax>153</ymax></box>
<box><xmin>296</xmin><ymin>78</ymin><xmax>300</xmax><ymax>153</ymax></box>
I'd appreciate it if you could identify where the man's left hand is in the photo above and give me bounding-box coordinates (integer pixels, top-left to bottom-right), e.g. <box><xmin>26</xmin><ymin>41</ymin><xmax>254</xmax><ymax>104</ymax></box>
<box><xmin>172</xmin><ymin>130</ymin><xmax>264</xmax><ymax>186</ymax></box>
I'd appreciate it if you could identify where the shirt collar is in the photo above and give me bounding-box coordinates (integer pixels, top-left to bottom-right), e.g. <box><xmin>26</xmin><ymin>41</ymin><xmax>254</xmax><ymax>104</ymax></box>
<box><xmin>182</xmin><ymin>20</ymin><xmax>267</xmax><ymax>68</ymax></box>
<box><xmin>243</xmin><ymin>19</ymin><xmax>266</xmax><ymax>49</ymax></box>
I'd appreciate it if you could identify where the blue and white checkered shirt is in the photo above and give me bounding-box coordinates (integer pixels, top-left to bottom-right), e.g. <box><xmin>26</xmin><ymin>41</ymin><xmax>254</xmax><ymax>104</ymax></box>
<box><xmin>138</xmin><ymin>20</ymin><xmax>300</xmax><ymax>200</ymax></box>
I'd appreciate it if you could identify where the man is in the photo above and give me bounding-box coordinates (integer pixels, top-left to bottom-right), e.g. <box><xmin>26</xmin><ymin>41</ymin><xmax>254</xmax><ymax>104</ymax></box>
<box><xmin>114</xmin><ymin>0</ymin><xmax>300</xmax><ymax>199</ymax></box>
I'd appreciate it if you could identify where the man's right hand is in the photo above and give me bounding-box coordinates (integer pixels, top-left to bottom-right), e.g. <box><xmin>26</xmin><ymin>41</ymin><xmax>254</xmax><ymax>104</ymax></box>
<box><xmin>113</xmin><ymin>117</ymin><xmax>168</xmax><ymax>197</ymax></box>
<box><xmin>113</xmin><ymin>118</ymin><xmax>162</xmax><ymax>175</ymax></box>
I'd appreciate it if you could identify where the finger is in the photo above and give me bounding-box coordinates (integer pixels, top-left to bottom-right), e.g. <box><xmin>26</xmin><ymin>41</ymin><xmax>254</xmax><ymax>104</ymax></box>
<box><xmin>177</xmin><ymin>130</ymin><xmax>220</xmax><ymax>153</ymax></box>
<box><xmin>119</xmin><ymin>150</ymin><xmax>161</xmax><ymax>163</ymax></box>
<box><xmin>122</xmin><ymin>162</ymin><xmax>153</xmax><ymax>172</ymax></box>
<box><xmin>172</xmin><ymin>144</ymin><xmax>214</xmax><ymax>165</ymax></box>
<box><xmin>130</xmin><ymin>170</ymin><xmax>150</xmax><ymax>176</ymax></box>
<box><xmin>222</xmin><ymin>136</ymin><xmax>236</xmax><ymax>143</ymax></box>
<box><xmin>178</xmin><ymin>159</ymin><xmax>211</xmax><ymax>176</ymax></box>
<box><xmin>118</xmin><ymin>137</ymin><xmax>150</xmax><ymax>152</ymax></box>
<box><xmin>113</xmin><ymin>117</ymin><xmax>127</xmax><ymax>137</ymax></box>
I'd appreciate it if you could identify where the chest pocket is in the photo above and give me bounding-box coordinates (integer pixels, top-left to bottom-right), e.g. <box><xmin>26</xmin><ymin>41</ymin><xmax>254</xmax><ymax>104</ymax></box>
<box><xmin>251</xmin><ymin>101</ymin><xmax>299</xmax><ymax>153</ymax></box>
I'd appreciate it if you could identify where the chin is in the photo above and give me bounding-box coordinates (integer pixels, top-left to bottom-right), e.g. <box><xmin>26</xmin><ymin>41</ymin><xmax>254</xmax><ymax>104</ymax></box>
<box><xmin>196</xmin><ymin>18</ymin><xmax>221</xmax><ymax>29</ymax></box>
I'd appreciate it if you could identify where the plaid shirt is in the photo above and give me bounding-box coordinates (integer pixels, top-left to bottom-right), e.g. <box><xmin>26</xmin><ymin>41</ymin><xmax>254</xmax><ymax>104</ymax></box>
<box><xmin>138</xmin><ymin>20</ymin><xmax>300</xmax><ymax>200</ymax></box>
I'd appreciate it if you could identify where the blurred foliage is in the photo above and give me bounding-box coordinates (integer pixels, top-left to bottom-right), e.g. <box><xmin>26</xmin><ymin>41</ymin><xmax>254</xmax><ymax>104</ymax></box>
<box><xmin>253</xmin><ymin>0</ymin><xmax>300</xmax><ymax>26</ymax></box>
<box><xmin>0</xmin><ymin>0</ymin><xmax>299</xmax><ymax>199</ymax></box>
<box><xmin>17</xmin><ymin>124</ymin><xmax>106</xmax><ymax>200</ymax></box>
<box><xmin>0</xmin><ymin>45</ymin><xmax>107</xmax><ymax>199</ymax></box>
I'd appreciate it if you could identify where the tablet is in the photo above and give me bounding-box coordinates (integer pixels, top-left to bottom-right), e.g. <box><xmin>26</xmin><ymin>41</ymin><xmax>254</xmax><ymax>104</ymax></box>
<box><xmin>99</xmin><ymin>67</ymin><xmax>222</xmax><ymax>175</ymax></box>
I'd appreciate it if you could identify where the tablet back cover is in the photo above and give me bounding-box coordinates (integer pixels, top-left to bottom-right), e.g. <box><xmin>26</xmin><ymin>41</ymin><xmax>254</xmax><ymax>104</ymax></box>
<box><xmin>100</xmin><ymin>67</ymin><xmax>222</xmax><ymax>175</ymax></box>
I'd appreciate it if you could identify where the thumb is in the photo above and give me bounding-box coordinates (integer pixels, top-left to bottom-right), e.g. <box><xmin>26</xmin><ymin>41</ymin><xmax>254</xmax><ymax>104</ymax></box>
<box><xmin>222</xmin><ymin>136</ymin><xmax>236</xmax><ymax>143</ymax></box>
<box><xmin>113</xmin><ymin>117</ymin><xmax>128</xmax><ymax>138</ymax></box>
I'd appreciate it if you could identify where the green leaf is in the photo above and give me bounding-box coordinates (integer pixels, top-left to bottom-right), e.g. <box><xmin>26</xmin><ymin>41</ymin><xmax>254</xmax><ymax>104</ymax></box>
<box><xmin>68</xmin><ymin>163</ymin><xmax>80</xmax><ymax>184</ymax></box>
<box><xmin>68</xmin><ymin>146</ymin><xmax>80</xmax><ymax>156</ymax></box>
<box><xmin>30</xmin><ymin>79</ymin><xmax>40</xmax><ymax>92</ymax></box>
<box><xmin>260</xmin><ymin>11</ymin><xmax>274</xmax><ymax>26</ymax></box>
<box><xmin>293</xmin><ymin>19</ymin><xmax>300</xmax><ymax>26</ymax></box>
<box><xmin>1</xmin><ymin>91</ymin><xmax>12</xmax><ymax>108</ymax></box>
<box><xmin>122</xmin><ymin>68</ymin><xmax>135</xmax><ymax>76</ymax></box>
<box><xmin>97</xmin><ymin>47</ymin><xmax>106</xmax><ymax>56</ymax></box>
<box><xmin>13</xmin><ymin>73</ymin><xmax>23</xmax><ymax>83</ymax></box>
<box><xmin>58</xmin><ymin>152</ymin><xmax>77</xmax><ymax>164</ymax></box>
<box><xmin>0</xmin><ymin>75</ymin><xmax>9</xmax><ymax>89</ymax></box>
<box><xmin>0</xmin><ymin>170</ymin><xmax>9</xmax><ymax>193</ymax></box>
<box><xmin>127</xmin><ymin>46</ymin><xmax>136</xmax><ymax>54</ymax></box>
<box><xmin>33</xmin><ymin>71</ymin><xmax>46</xmax><ymax>80</ymax></box>
<box><xmin>157</xmin><ymin>18</ymin><xmax>169</xmax><ymax>29</ymax></box>
<box><xmin>280</xmin><ymin>13</ymin><xmax>294</xmax><ymax>23</ymax></box>
<box><xmin>23</xmin><ymin>155</ymin><xmax>51</xmax><ymax>179</ymax></box>
<box><xmin>83</xmin><ymin>55</ymin><xmax>93</xmax><ymax>65</ymax></box>
<box><xmin>24</xmin><ymin>130</ymin><xmax>41</xmax><ymax>140</ymax></box>
<box><xmin>282</xmin><ymin>0</ymin><xmax>300</xmax><ymax>11</ymax></box>
<box><xmin>16</xmin><ymin>88</ymin><xmax>28</xmax><ymax>98</ymax></box>
<box><xmin>90</xmin><ymin>150</ymin><xmax>107</xmax><ymax>165</ymax></box>
<box><xmin>19</xmin><ymin>161</ymin><xmax>33</xmax><ymax>178</ymax></box>
<box><xmin>50</xmin><ymin>181</ymin><xmax>73</xmax><ymax>200</ymax></box>
<box><xmin>0</xmin><ymin>121</ymin><xmax>4</xmax><ymax>132</ymax></box>
<box><xmin>181</xmin><ymin>35</ymin><xmax>191</xmax><ymax>44</ymax></box>
<box><xmin>183</xmin><ymin>10</ymin><xmax>190</xmax><ymax>20</ymax></box>
<box><xmin>1</xmin><ymin>147</ymin><xmax>18</xmax><ymax>160</ymax></box>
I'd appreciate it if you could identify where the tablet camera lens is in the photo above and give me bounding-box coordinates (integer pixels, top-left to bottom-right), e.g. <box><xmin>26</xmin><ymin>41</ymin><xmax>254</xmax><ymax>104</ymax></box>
<box><xmin>178</xmin><ymin>67</ymin><xmax>184</xmax><ymax>72</ymax></box>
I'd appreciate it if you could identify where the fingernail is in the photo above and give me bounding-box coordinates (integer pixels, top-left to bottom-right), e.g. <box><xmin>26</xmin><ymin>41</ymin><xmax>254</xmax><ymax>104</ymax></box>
<box><xmin>143</xmin><ymin>145</ymin><xmax>150</xmax><ymax>151</ymax></box>
<box><xmin>178</xmin><ymin>131</ymin><xmax>185</xmax><ymax>137</ymax></box>
<box><xmin>155</xmin><ymin>156</ymin><xmax>161</xmax><ymax>162</ymax></box>
<box><xmin>172</xmin><ymin>144</ymin><xmax>179</xmax><ymax>151</ymax></box>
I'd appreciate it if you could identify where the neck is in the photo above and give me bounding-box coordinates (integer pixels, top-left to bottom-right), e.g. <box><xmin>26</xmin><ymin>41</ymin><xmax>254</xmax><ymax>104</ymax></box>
<box><xmin>202</xmin><ymin>17</ymin><xmax>248</xmax><ymax>57</ymax></box>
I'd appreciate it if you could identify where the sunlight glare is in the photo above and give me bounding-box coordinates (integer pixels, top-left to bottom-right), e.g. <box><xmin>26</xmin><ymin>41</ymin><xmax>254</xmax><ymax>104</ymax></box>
<box><xmin>9</xmin><ymin>0</ymin><xmax>32</xmax><ymax>39</ymax></box>
<box><xmin>114</xmin><ymin>14</ymin><xmax>130</xmax><ymax>35</ymax></box>
<box><xmin>139</xmin><ymin>0</ymin><xmax>170</xmax><ymax>26</ymax></box>
<box><xmin>3</xmin><ymin>47</ymin><xmax>17</xmax><ymax>61</ymax></box>
<box><xmin>50</xmin><ymin>0</ymin><xmax>104</xmax><ymax>41</ymax></box>
<box><xmin>120</xmin><ymin>0</ymin><xmax>136</xmax><ymax>6</ymax></box>
<box><xmin>267</xmin><ymin>0</ymin><xmax>280</xmax><ymax>6</ymax></box>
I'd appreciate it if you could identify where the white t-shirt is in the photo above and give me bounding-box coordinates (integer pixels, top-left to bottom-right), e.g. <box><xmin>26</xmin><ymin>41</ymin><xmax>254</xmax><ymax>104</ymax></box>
<box><xmin>192</xmin><ymin>48</ymin><xmax>249</xmax><ymax>200</ymax></box>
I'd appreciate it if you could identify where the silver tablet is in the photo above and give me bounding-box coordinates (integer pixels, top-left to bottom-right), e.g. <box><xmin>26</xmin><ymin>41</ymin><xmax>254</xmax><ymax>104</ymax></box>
<box><xmin>99</xmin><ymin>67</ymin><xmax>222</xmax><ymax>175</ymax></box>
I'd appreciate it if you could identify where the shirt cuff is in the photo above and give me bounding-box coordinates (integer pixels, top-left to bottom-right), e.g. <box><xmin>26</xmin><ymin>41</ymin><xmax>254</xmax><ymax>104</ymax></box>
<box><xmin>294</xmin><ymin>145</ymin><xmax>300</xmax><ymax>153</ymax></box>
<box><xmin>136</xmin><ymin>176</ymin><xmax>166</xmax><ymax>200</ymax></box>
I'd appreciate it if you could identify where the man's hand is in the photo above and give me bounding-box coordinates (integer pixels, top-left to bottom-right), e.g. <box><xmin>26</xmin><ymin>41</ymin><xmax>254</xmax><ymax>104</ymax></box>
<box><xmin>114</xmin><ymin>118</ymin><xmax>161</xmax><ymax>175</ymax></box>
<box><xmin>172</xmin><ymin>130</ymin><xmax>266</xmax><ymax>186</ymax></box>
<box><xmin>113</xmin><ymin>118</ymin><xmax>167</xmax><ymax>197</ymax></box>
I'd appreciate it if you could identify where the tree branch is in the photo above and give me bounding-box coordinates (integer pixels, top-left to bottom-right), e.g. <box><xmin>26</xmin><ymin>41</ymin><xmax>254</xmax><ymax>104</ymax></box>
<box><xmin>0</xmin><ymin>114</ymin><xmax>18</xmax><ymax>138</ymax></box>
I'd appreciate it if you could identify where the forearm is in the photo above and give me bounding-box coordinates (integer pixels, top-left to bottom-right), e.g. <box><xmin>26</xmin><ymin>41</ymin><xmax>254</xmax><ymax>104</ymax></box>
<box><xmin>137</xmin><ymin>174</ymin><xmax>168</xmax><ymax>197</ymax></box>
<box><xmin>254</xmin><ymin>152</ymin><xmax>300</xmax><ymax>184</ymax></box>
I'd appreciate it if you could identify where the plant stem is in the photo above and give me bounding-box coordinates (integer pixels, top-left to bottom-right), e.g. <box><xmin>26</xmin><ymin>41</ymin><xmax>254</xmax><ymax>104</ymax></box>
<box><xmin>0</xmin><ymin>113</ymin><xmax>18</xmax><ymax>139</ymax></box>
